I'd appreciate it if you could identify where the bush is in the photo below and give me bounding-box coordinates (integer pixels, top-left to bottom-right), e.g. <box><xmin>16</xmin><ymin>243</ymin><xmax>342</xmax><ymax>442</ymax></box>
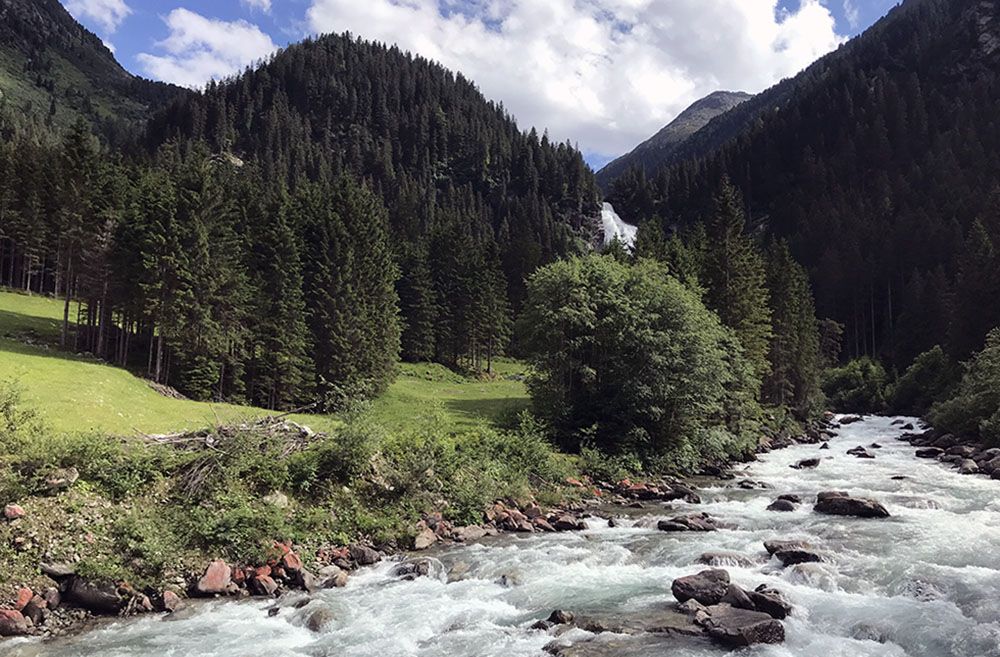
<box><xmin>517</xmin><ymin>255</ymin><xmax>761</xmax><ymax>467</ymax></box>
<box><xmin>889</xmin><ymin>346</ymin><xmax>960</xmax><ymax>416</ymax></box>
<box><xmin>822</xmin><ymin>358</ymin><xmax>889</xmax><ymax>412</ymax></box>
<box><xmin>930</xmin><ymin>329</ymin><xmax>1000</xmax><ymax>443</ymax></box>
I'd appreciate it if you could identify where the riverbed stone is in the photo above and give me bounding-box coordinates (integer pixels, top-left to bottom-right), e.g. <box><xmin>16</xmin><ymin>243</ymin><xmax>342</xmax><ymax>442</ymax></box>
<box><xmin>816</xmin><ymin>491</ymin><xmax>849</xmax><ymax>501</ymax></box>
<box><xmin>699</xmin><ymin>604</ymin><xmax>785</xmax><ymax>647</ymax></box>
<box><xmin>413</xmin><ymin>527</ymin><xmax>438</xmax><ymax>550</ymax></box>
<box><xmin>391</xmin><ymin>559</ymin><xmax>433</xmax><ymax>580</ymax></box>
<box><xmin>195</xmin><ymin>560</ymin><xmax>232</xmax><ymax>596</ymax></box>
<box><xmin>671</xmin><ymin>569</ymin><xmax>731</xmax><ymax>606</ymax></box>
<box><xmin>774</xmin><ymin>548</ymin><xmax>823</xmax><ymax>566</ymax></box>
<box><xmin>764</xmin><ymin>539</ymin><xmax>812</xmax><ymax>555</ymax></box>
<box><xmin>814</xmin><ymin>495</ymin><xmax>890</xmax><ymax>518</ymax></box>
<box><xmin>767</xmin><ymin>499</ymin><xmax>797</xmax><ymax>512</ymax></box>
<box><xmin>0</xmin><ymin>609</ymin><xmax>29</xmax><ymax>636</ymax></box>
<box><xmin>657</xmin><ymin>513</ymin><xmax>718</xmax><ymax>532</ymax></box>
<box><xmin>305</xmin><ymin>606</ymin><xmax>336</xmax><ymax>632</ymax></box>
<box><xmin>748</xmin><ymin>586</ymin><xmax>792</xmax><ymax>620</ymax></box>
<box><xmin>697</xmin><ymin>552</ymin><xmax>758</xmax><ymax>568</ymax></box>
<box><xmin>66</xmin><ymin>578</ymin><xmax>122</xmax><ymax>614</ymax></box>
<box><xmin>791</xmin><ymin>458</ymin><xmax>821</xmax><ymax>470</ymax></box>
<box><xmin>958</xmin><ymin>459</ymin><xmax>979</xmax><ymax>474</ymax></box>
<box><xmin>349</xmin><ymin>544</ymin><xmax>381</xmax><ymax>566</ymax></box>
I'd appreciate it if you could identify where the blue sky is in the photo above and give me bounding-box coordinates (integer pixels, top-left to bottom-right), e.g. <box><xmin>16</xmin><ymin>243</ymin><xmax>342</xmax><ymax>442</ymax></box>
<box><xmin>62</xmin><ymin>0</ymin><xmax>899</xmax><ymax>165</ymax></box>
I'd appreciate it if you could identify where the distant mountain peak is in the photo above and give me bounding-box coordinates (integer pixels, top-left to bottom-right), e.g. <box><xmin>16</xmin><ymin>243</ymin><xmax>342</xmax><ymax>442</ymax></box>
<box><xmin>596</xmin><ymin>90</ymin><xmax>752</xmax><ymax>190</ymax></box>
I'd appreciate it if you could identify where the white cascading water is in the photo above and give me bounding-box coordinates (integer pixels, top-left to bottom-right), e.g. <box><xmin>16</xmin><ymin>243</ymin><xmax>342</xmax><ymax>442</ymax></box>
<box><xmin>9</xmin><ymin>417</ymin><xmax>1000</xmax><ymax>657</ymax></box>
<box><xmin>600</xmin><ymin>202</ymin><xmax>637</xmax><ymax>250</ymax></box>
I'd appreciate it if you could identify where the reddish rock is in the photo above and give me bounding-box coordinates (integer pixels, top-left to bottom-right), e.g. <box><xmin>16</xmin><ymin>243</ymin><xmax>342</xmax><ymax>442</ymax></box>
<box><xmin>254</xmin><ymin>566</ymin><xmax>272</xmax><ymax>579</ymax></box>
<box><xmin>3</xmin><ymin>504</ymin><xmax>25</xmax><ymax>520</ymax></box>
<box><xmin>532</xmin><ymin>517</ymin><xmax>556</xmax><ymax>532</ymax></box>
<box><xmin>162</xmin><ymin>590</ymin><xmax>183</xmax><ymax>612</ymax></box>
<box><xmin>14</xmin><ymin>588</ymin><xmax>32</xmax><ymax>611</ymax></box>
<box><xmin>196</xmin><ymin>560</ymin><xmax>232</xmax><ymax>596</ymax></box>
<box><xmin>0</xmin><ymin>609</ymin><xmax>29</xmax><ymax>637</ymax></box>
<box><xmin>249</xmin><ymin>575</ymin><xmax>278</xmax><ymax>597</ymax></box>
<box><xmin>282</xmin><ymin>551</ymin><xmax>304</xmax><ymax>572</ymax></box>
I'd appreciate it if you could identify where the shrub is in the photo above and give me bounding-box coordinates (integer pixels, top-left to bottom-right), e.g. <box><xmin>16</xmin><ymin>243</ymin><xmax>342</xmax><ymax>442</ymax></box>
<box><xmin>822</xmin><ymin>358</ymin><xmax>889</xmax><ymax>412</ymax></box>
<box><xmin>517</xmin><ymin>255</ymin><xmax>761</xmax><ymax>467</ymax></box>
<box><xmin>889</xmin><ymin>346</ymin><xmax>960</xmax><ymax>416</ymax></box>
<box><xmin>930</xmin><ymin>328</ymin><xmax>1000</xmax><ymax>443</ymax></box>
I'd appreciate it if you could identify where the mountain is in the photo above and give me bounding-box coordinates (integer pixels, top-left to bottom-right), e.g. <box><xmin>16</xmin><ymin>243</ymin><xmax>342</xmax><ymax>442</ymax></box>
<box><xmin>0</xmin><ymin>0</ymin><xmax>183</xmax><ymax>137</ymax></box>
<box><xmin>611</xmin><ymin>0</ymin><xmax>1000</xmax><ymax>370</ymax></box>
<box><xmin>596</xmin><ymin>90</ymin><xmax>751</xmax><ymax>189</ymax></box>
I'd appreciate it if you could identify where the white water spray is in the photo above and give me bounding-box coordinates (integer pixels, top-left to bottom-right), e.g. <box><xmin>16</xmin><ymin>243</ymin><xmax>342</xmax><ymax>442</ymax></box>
<box><xmin>600</xmin><ymin>202</ymin><xmax>637</xmax><ymax>250</ymax></box>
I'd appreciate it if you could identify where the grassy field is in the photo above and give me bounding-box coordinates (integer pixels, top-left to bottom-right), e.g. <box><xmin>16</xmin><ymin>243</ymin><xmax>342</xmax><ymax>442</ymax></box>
<box><xmin>0</xmin><ymin>289</ymin><xmax>529</xmax><ymax>435</ymax></box>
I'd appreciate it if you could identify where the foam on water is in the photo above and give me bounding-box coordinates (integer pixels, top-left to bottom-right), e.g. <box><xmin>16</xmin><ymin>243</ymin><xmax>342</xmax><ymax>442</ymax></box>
<box><xmin>12</xmin><ymin>416</ymin><xmax>1000</xmax><ymax>657</ymax></box>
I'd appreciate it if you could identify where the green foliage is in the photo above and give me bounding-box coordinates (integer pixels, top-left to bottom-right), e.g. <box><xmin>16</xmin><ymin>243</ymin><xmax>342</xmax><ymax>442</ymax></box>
<box><xmin>822</xmin><ymin>358</ymin><xmax>888</xmax><ymax>413</ymax></box>
<box><xmin>700</xmin><ymin>179</ymin><xmax>772</xmax><ymax>382</ymax></box>
<box><xmin>889</xmin><ymin>346</ymin><xmax>960</xmax><ymax>416</ymax></box>
<box><xmin>931</xmin><ymin>329</ymin><xmax>1000</xmax><ymax>443</ymax></box>
<box><xmin>518</xmin><ymin>255</ymin><xmax>760</xmax><ymax>467</ymax></box>
<box><xmin>763</xmin><ymin>240</ymin><xmax>824</xmax><ymax>418</ymax></box>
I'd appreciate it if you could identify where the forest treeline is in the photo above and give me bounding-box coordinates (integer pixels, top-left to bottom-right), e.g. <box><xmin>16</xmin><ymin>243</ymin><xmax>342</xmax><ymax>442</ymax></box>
<box><xmin>606</xmin><ymin>0</ymin><xmax>1000</xmax><ymax>373</ymax></box>
<box><xmin>0</xmin><ymin>32</ymin><xmax>601</xmax><ymax>409</ymax></box>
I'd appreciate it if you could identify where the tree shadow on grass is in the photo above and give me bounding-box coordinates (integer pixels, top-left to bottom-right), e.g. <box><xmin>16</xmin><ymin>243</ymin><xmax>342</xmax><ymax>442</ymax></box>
<box><xmin>444</xmin><ymin>397</ymin><xmax>530</xmax><ymax>429</ymax></box>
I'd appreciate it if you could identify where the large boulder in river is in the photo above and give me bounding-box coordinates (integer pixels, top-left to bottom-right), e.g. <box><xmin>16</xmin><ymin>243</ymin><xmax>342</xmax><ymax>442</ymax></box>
<box><xmin>698</xmin><ymin>552</ymin><xmax>758</xmax><ymax>568</ymax></box>
<box><xmin>790</xmin><ymin>458</ymin><xmax>821</xmax><ymax>470</ymax></box>
<box><xmin>671</xmin><ymin>569</ymin><xmax>731</xmax><ymax>606</ymax></box>
<box><xmin>764</xmin><ymin>539</ymin><xmax>812</xmax><ymax>555</ymax></box>
<box><xmin>748</xmin><ymin>585</ymin><xmax>792</xmax><ymax>620</ymax></box>
<box><xmin>657</xmin><ymin>513</ymin><xmax>719</xmax><ymax>532</ymax></box>
<box><xmin>699</xmin><ymin>605</ymin><xmax>785</xmax><ymax>647</ymax></box>
<box><xmin>766</xmin><ymin>499</ymin><xmax>797</xmax><ymax>512</ymax></box>
<box><xmin>774</xmin><ymin>549</ymin><xmax>823</xmax><ymax>566</ymax></box>
<box><xmin>814</xmin><ymin>495</ymin><xmax>890</xmax><ymax>518</ymax></box>
<box><xmin>958</xmin><ymin>459</ymin><xmax>979</xmax><ymax>475</ymax></box>
<box><xmin>916</xmin><ymin>447</ymin><xmax>944</xmax><ymax>458</ymax></box>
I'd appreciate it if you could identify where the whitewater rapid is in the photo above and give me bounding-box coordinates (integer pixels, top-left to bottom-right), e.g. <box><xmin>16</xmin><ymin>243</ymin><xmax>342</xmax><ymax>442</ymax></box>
<box><xmin>600</xmin><ymin>202</ymin><xmax>637</xmax><ymax>249</ymax></box>
<box><xmin>10</xmin><ymin>416</ymin><xmax>1000</xmax><ymax>657</ymax></box>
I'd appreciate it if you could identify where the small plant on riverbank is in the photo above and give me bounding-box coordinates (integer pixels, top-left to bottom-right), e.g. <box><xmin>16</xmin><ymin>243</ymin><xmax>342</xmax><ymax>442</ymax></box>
<box><xmin>931</xmin><ymin>328</ymin><xmax>1000</xmax><ymax>443</ymax></box>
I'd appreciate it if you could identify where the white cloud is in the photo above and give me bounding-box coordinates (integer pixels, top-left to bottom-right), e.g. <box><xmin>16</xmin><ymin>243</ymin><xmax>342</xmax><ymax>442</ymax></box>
<box><xmin>306</xmin><ymin>0</ymin><xmax>846</xmax><ymax>159</ymax></box>
<box><xmin>64</xmin><ymin>0</ymin><xmax>131</xmax><ymax>34</ymax></box>
<box><xmin>241</xmin><ymin>0</ymin><xmax>273</xmax><ymax>12</ymax></box>
<box><xmin>843</xmin><ymin>0</ymin><xmax>861</xmax><ymax>29</ymax></box>
<box><xmin>137</xmin><ymin>9</ymin><xmax>279</xmax><ymax>88</ymax></box>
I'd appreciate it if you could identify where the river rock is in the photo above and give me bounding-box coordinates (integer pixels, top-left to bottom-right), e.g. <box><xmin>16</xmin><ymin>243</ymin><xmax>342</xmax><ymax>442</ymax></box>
<box><xmin>0</xmin><ymin>609</ymin><xmax>29</xmax><ymax>636</ymax></box>
<box><xmin>847</xmin><ymin>446</ymin><xmax>875</xmax><ymax>459</ymax></box>
<box><xmin>66</xmin><ymin>578</ymin><xmax>122</xmax><ymax>614</ymax></box>
<box><xmin>452</xmin><ymin>525</ymin><xmax>488</xmax><ymax>542</ymax></box>
<box><xmin>698</xmin><ymin>552</ymin><xmax>758</xmax><ymax>568</ymax></box>
<box><xmin>946</xmin><ymin>445</ymin><xmax>977</xmax><ymax>458</ymax></box>
<box><xmin>41</xmin><ymin>562</ymin><xmax>76</xmax><ymax>580</ymax></box>
<box><xmin>657</xmin><ymin>513</ymin><xmax>718</xmax><ymax>532</ymax></box>
<box><xmin>413</xmin><ymin>527</ymin><xmax>438</xmax><ymax>550</ymax></box>
<box><xmin>790</xmin><ymin>458</ymin><xmax>821</xmax><ymax>470</ymax></box>
<box><xmin>4</xmin><ymin>504</ymin><xmax>25</xmax><ymax>520</ymax></box>
<box><xmin>774</xmin><ymin>548</ymin><xmax>823</xmax><ymax>566</ymax></box>
<box><xmin>699</xmin><ymin>604</ymin><xmax>785</xmax><ymax>647</ymax></box>
<box><xmin>349</xmin><ymin>544</ymin><xmax>381</xmax><ymax>566</ymax></box>
<box><xmin>958</xmin><ymin>459</ymin><xmax>980</xmax><ymax>474</ymax></box>
<box><xmin>816</xmin><ymin>491</ymin><xmax>849</xmax><ymax>501</ymax></box>
<box><xmin>814</xmin><ymin>495</ymin><xmax>890</xmax><ymax>518</ymax></box>
<box><xmin>391</xmin><ymin>559</ymin><xmax>433</xmax><ymax>580</ymax></box>
<box><xmin>320</xmin><ymin>566</ymin><xmax>349</xmax><ymax>589</ymax></box>
<box><xmin>933</xmin><ymin>434</ymin><xmax>958</xmax><ymax>448</ymax></box>
<box><xmin>162</xmin><ymin>590</ymin><xmax>183</xmax><ymax>612</ymax></box>
<box><xmin>764</xmin><ymin>539</ymin><xmax>812</xmax><ymax>555</ymax></box>
<box><xmin>195</xmin><ymin>560</ymin><xmax>232</xmax><ymax>596</ymax></box>
<box><xmin>737</xmin><ymin>479</ymin><xmax>771</xmax><ymax>490</ymax></box>
<box><xmin>21</xmin><ymin>596</ymin><xmax>46</xmax><ymax>626</ymax></box>
<box><xmin>778</xmin><ymin>494</ymin><xmax>802</xmax><ymax>503</ymax></box>
<box><xmin>249</xmin><ymin>575</ymin><xmax>279</xmax><ymax>597</ymax></box>
<box><xmin>305</xmin><ymin>606</ymin><xmax>336</xmax><ymax>632</ymax></box>
<box><xmin>820</xmin><ymin>443</ymin><xmax>830</xmax><ymax>450</ymax></box>
<box><xmin>748</xmin><ymin>586</ymin><xmax>792</xmax><ymax>620</ymax></box>
<box><xmin>671</xmin><ymin>569</ymin><xmax>731</xmax><ymax>606</ymax></box>
<box><xmin>720</xmin><ymin>584</ymin><xmax>755</xmax><ymax>610</ymax></box>
<box><xmin>840</xmin><ymin>415</ymin><xmax>863</xmax><ymax>425</ymax></box>
<box><xmin>767</xmin><ymin>499</ymin><xmax>797</xmax><ymax>512</ymax></box>
<box><xmin>553</xmin><ymin>515</ymin><xmax>585</xmax><ymax>531</ymax></box>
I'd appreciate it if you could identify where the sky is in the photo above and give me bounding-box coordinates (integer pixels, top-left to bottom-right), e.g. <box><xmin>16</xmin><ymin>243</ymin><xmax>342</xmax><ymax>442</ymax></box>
<box><xmin>61</xmin><ymin>0</ymin><xmax>899</xmax><ymax>168</ymax></box>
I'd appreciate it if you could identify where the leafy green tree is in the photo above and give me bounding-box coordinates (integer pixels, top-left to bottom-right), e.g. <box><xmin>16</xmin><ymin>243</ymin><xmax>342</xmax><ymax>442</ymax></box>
<box><xmin>822</xmin><ymin>358</ymin><xmax>888</xmax><ymax>413</ymax></box>
<box><xmin>889</xmin><ymin>346</ymin><xmax>960</xmax><ymax>416</ymax></box>
<box><xmin>518</xmin><ymin>255</ymin><xmax>760</xmax><ymax>467</ymax></box>
<box><xmin>931</xmin><ymin>329</ymin><xmax>1000</xmax><ymax>443</ymax></box>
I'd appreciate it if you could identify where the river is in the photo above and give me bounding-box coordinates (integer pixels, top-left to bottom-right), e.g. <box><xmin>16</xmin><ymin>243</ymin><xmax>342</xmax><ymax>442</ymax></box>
<box><xmin>8</xmin><ymin>416</ymin><xmax>1000</xmax><ymax>657</ymax></box>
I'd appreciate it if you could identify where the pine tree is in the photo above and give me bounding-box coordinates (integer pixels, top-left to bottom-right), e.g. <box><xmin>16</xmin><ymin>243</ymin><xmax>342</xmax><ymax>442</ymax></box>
<box><xmin>700</xmin><ymin>178</ymin><xmax>772</xmax><ymax>382</ymax></box>
<box><xmin>397</xmin><ymin>241</ymin><xmax>438</xmax><ymax>363</ymax></box>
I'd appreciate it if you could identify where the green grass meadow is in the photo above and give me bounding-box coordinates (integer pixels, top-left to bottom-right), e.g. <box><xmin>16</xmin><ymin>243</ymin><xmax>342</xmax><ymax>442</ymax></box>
<box><xmin>0</xmin><ymin>289</ymin><xmax>529</xmax><ymax>436</ymax></box>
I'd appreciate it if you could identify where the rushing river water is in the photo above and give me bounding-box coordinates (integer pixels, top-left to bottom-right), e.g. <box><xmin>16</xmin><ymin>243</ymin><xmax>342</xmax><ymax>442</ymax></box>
<box><xmin>9</xmin><ymin>416</ymin><xmax>1000</xmax><ymax>657</ymax></box>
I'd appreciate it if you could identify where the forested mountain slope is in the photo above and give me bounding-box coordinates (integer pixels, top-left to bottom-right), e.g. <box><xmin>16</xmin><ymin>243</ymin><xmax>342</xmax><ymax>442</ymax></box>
<box><xmin>612</xmin><ymin>0</ymin><xmax>1000</xmax><ymax>371</ymax></box>
<box><xmin>596</xmin><ymin>91</ymin><xmax>751</xmax><ymax>190</ymax></box>
<box><xmin>0</xmin><ymin>0</ymin><xmax>183</xmax><ymax>138</ymax></box>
